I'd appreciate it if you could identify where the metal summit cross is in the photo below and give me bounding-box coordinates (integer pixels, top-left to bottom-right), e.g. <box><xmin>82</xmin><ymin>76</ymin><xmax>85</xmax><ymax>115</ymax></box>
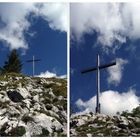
<box><xmin>26</xmin><ymin>55</ymin><xmax>41</xmax><ymax>77</ymax></box>
<box><xmin>81</xmin><ymin>54</ymin><xmax>116</xmax><ymax>114</ymax></box>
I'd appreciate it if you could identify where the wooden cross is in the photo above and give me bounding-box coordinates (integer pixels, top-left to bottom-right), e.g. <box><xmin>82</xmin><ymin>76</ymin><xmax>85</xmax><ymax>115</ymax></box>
<box><xmin>81</xmin><ymin>54</ymin><xmax>116</xmax><ymax>113</ymax></box>
<box><xmin>26</xmin><ymin>55</ymin><xmax>41</xmax><ymax>77</ymax></box>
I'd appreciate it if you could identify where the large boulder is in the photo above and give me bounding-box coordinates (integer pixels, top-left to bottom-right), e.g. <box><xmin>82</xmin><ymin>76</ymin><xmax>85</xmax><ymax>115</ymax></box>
<box><xmin>7</xmin><ymin>91</ymin><xmax>24</xmax><ymax>103</ymax></box>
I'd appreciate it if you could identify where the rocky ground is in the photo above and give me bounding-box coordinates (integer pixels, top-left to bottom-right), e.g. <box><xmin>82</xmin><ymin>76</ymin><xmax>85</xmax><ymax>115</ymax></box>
<box><xmin>0</xmin><ymin>73</ymin><xmax>67</xmax><ymax>137</ymax></box>
<box><xmin>70</xmin><ymin>106</ymin><xmax>140</xmax><ymax>137</ymax></box>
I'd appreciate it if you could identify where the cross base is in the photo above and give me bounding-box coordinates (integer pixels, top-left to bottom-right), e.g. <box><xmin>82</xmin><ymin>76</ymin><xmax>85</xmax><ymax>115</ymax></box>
<box><xmin>96</xmin><ymin>103</ymin><xmax>101</xmax><ymax>113</ymax></box>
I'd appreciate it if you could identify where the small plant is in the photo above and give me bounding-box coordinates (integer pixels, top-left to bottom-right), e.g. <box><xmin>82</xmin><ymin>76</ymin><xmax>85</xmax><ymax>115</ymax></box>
<box><xmin>121</xmin><ymin>110</ymin><xmax>131</xmax><ymax>117</ymax></box>
<box><xmin>9</xmin><ymin>126</ymin><xmax>26</xmax><ymax>136</ymax></box>
<box><xmin>0</xmin><ymin>122</ymin><xmax>8</xmax><ymax>136</ymax></box>
<box><xmin>132</xmin><ymin>105</ymin><xmax>140</xmax><ymax>117</ymax></box>
<box><xmin>35</xmin><ymin>128</ymin><xmax>49</xmax><ymax>137</ymax></box>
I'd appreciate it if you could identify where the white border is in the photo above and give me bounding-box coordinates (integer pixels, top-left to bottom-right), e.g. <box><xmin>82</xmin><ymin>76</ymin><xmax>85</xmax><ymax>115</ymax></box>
<box><xmin>67</xmin><ymin>2</ymin><xmax>70</xmax><ymax>137</ymax></box>
<box><xmin>1</xmin><ymin>0</ymin><xmax>140</xmax><ymax>3</ymax></box>
<box><xmin>1</xmin><ymin>137</ymin><xmax>140</xmax><ymax>139</ymax></box>
<box><xmin>0</xmin><ymin>1</ymin><xmax>140</xmax><ymax>140</ymax></box>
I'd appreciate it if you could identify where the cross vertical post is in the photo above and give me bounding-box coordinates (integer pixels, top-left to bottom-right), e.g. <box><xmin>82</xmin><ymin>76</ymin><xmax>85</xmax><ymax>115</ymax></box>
<box><xmin>33</xmin><ymin>55</ymin><xmax>35</xmax><ymax>77</ymax></box>
<box><xmin>96</xmin><ymin>54</ymin><xmax>100</xmax><ymax>113</ymax></box>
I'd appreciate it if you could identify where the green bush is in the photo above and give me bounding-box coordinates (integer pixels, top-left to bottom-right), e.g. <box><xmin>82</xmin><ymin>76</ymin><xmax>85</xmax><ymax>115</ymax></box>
<box><xmin>36</xmin><ymin>128</ymin><xmax>49</xmax><ymax>137</ymax></box>
<box><xmin>132</xmin><ymin>105</ymin><xmax>140</xmax><ymax>117</ymax></box>
<box><xmin>9</xmin><ymin>126</ymin><xmax>26</xmax><ymax>136</ymax></box>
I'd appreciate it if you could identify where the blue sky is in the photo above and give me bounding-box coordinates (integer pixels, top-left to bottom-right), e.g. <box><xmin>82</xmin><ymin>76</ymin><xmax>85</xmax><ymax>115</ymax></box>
<box><xmin>0</xmin><ymin>3</ymin><xmax>67</xmax><ymax>77</ymax></box>
<box><xmin>70</xmin><ymin>3</ymin><xmax>140</xmax><ymax>115</ymax></box>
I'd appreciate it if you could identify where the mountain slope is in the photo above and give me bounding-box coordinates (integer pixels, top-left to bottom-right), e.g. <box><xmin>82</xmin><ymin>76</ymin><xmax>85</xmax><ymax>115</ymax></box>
<box><xmin>0</xmin><ymin>73</ymin><xmax>67</xmax><ymax>137</ymax></box>
<box><xmin>70</xmin><ymin>106</ymin><xmax>140</xmax><ymax>137</ymax></box>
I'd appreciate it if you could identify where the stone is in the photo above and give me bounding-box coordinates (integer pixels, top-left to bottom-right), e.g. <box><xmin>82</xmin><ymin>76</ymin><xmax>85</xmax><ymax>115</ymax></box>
<box><xmin>131</xmin><ymin>128</ymin><xmax>140</xmax><ymax>133</ymax></box>
<box><xmin>131</xmin><ymin>132</ymin><xmax>137</xmax><ymax>136</ymax></box>
<box><xmin>77</xmin><ymin>119</ymin><xmax>85</xmax><ymax>126</ymax></box>
<box><xmin>97</xmin><ymin>133</ymin><xmax>104</xmax><ymax>136</ymax></box>
<box><xmin>127</xmin><ymin>116</ymin><xmax>135</xmax><ymax>121</ymax></box>
<box><xmin>87</xmin><ymin>133</ymin><xmax>92</xmax><ymax>137</ymax></box>
<box><xmin>106</xmin><ymin>120</ymin><xmax>113</xmax><ymax>125</ymax></box>
<box><xmin>118</xmin><ymin>123</ymin><xmax>128</xmax><ymax>129</ymax></box>
<box><xmin>135</xmin><ymin>117</ymin><xmax>140</xmax><ymax>123</ymax></box>
<box><xmin>7</xmin><ymin>91</ymin><xmax>24</xmax><ymax>103</ymax></box>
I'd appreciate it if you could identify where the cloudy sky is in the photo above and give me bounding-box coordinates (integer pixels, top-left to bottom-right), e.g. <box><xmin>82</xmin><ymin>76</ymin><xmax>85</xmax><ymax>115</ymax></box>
<box><xmin>70</xmin><ymin>3</ymin><xmax>140</xmax><ymax>115</ymax></box>
<box><xmin>0</xmin><ymin>3</ymin><xmax>67</xmax><ymax>77</ymax></box>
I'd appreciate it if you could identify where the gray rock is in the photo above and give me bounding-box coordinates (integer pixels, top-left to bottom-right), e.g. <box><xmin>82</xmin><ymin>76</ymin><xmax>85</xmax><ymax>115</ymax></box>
<box><xmin>118</xmin><ymin>123</ymin><xmax>128</xmax><ymax>129</ymax></box>
<box><xmin>87</xmin><ymin>133</ymin><xmax>92</xmax><ymax>137</ymax></box>
<box><xmin>135</xmin><ymin>117</ymin><xmax>140</xmax><ymax>123</ymax></box>
<box><xmin>97</xmin><ymin>133</ymin><xmax>104</xmax><ymax>136</ymax></box>
<box><xmin>131</xmin><ymin>132</ymin><xmax>138</xmax><ymax>136</ymax></box>
<box><xmin>70</xmin><ymin>107</ymin><xmax>140</xmax><ymax>137</ymax></box>
<box><xmin>131</xmin><ymin>128</ymin><xmax>140</xmax><ymax>133</ymax></box>
<box><xmin>7</xmin><ymin>91</ymin><xmax>24</xmax><ymax>102</ymax></box>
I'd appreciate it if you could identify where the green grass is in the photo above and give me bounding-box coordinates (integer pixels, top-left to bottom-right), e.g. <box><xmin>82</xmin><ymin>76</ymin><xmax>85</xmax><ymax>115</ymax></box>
<box><xmin>0</xmin><ymin>72</ymin><xmax>28</xmax><ymax>90</ymax></box>
<box><xmin>53</xmin><ymin>99</ymin><xmax>67</xmax><ymax>111</ymax></box>
<box><xmin>43</xmin><ymin>81</ymin><xmax>67</xmax><ymax>98</ymax></box>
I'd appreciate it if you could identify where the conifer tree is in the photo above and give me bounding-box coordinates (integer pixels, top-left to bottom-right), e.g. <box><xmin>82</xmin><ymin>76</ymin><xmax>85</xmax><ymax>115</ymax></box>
<box><xmin>2</xmin><ymin>49</ymin><xmax>22</xmax><ymax>74</ymax></box>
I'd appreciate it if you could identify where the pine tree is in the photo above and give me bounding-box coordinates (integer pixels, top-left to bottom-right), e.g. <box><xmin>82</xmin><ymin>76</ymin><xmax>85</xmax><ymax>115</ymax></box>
<box><xmin>2</xmin><ymin>49</ymin><xmax>22</xmax><ymax>74</ymax></box>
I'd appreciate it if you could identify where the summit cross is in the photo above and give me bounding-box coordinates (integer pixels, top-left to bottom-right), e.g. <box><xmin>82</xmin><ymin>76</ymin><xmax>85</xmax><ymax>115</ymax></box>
<box><xmin>26</xmin><ymin>55</ymin><xmax>41</xmax><ymax>77</ymax></box>
<box><xmin>81</xmin><ymin>54</ymin><xmax>116</xmax><ymax>113</ymax></box>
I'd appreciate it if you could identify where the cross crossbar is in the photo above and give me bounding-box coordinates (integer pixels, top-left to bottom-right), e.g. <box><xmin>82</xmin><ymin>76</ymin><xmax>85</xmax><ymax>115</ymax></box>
<box><xmin>81</xmin><ymin>62</ymin><xmax>116</xmax><ymax>74</ymax></box>
<box><xmin>26</xmin><ymin>59</ymin><xmax>41</xmax><ymax>63</ymax></box>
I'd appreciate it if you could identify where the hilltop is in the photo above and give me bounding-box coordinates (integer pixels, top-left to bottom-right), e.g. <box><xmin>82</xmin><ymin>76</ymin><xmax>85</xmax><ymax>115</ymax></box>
<box><xmin>70</xmin><ymin>106</ymin><xmax>140</xmax><ymax>137</ymax></box>
<box><xmin>0</xmin><ymin>73</ymin><xmax>67</xmax><ymax>137</ymax></box>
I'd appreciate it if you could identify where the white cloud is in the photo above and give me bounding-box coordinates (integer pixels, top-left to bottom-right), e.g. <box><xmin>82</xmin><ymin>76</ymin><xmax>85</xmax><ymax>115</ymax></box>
<box><xmin>70</xmin><ymin>3</ymin><xmax>140</xmax><ymax>52</ymax></box>
<box><xmin>59</xmin><ymin>74</ymin><xmax>67</xmax><ymax>79</ymax></box>
<box><xmin>37</xmin><ymin>71</ymin><xmax>57</xmax><ymax>78</ymax></box>
<box><xmin>36</xmin><ymin>70</ymin><xmax>66</xmax><ymax>79</ymax></box>
<box><xmin>0</xmin><ymin>3</ymin><xmax>33</xmax><ymax>50</ymax></box>
<box><xmin>107</xmin><ymin>58</ymin><xmax>128</xmax><ymax>86</ymax></box>
<box><xmin>76</xmin><ymin>89</ymin><xmax>140</xmax><ymax>116</ymax></box>
<box><xmin>0</xmin><ymin>3</ymin><xmax>68</xmax><ymax>50</ymax></box>
<box><xmin>38</xmin><ymin>3</ymin><xmax>68</xmax><ymax>32</ymax></box>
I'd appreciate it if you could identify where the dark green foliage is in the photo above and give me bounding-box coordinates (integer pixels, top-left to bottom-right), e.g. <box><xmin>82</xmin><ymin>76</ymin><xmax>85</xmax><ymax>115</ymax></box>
<box><xmin>35</xmin><ymin>128</ymin><xmax>49</xmax><ymax>137</ymax></box>
<box><xmin>121</xmin><ymin>110</ymin><xmax>131</xmax><ymax>117</ymax></box>
<box><xmin>2</xmin><ymin>49</ymin><xmax>22</xmax><ymax>74</ymax></box>
<box><xmin>0</xmin><ymin>122</ymin><xmax>8</xmax><ymax>136</ymax></box>
<box><xmin>41</xmin><ymin>128</ymin><xmax>49</xmax><ymax>136</ymax></box>
<box><xmin>132</xmin><ymin>105</ymin><xmax>140</xmax><ymax>117</ymax></box>
<box><xmin>121</xmin><ymin>105</ymin><xmax>140</xmax><ymax>117</ymax></box>
<box><xmin>8</xmin><ymin>126</ymin><xmax>26</xmax><ymax>136</ymax></box>
<box><xmin>43</xmin><ymin>82</ymin><xmax>67</xmax><ymax>98</ymax></box>
<box><xmin>52</xmin><ymin>84</ymin><xmax>67</xmax><ymax>98</ymax></box>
